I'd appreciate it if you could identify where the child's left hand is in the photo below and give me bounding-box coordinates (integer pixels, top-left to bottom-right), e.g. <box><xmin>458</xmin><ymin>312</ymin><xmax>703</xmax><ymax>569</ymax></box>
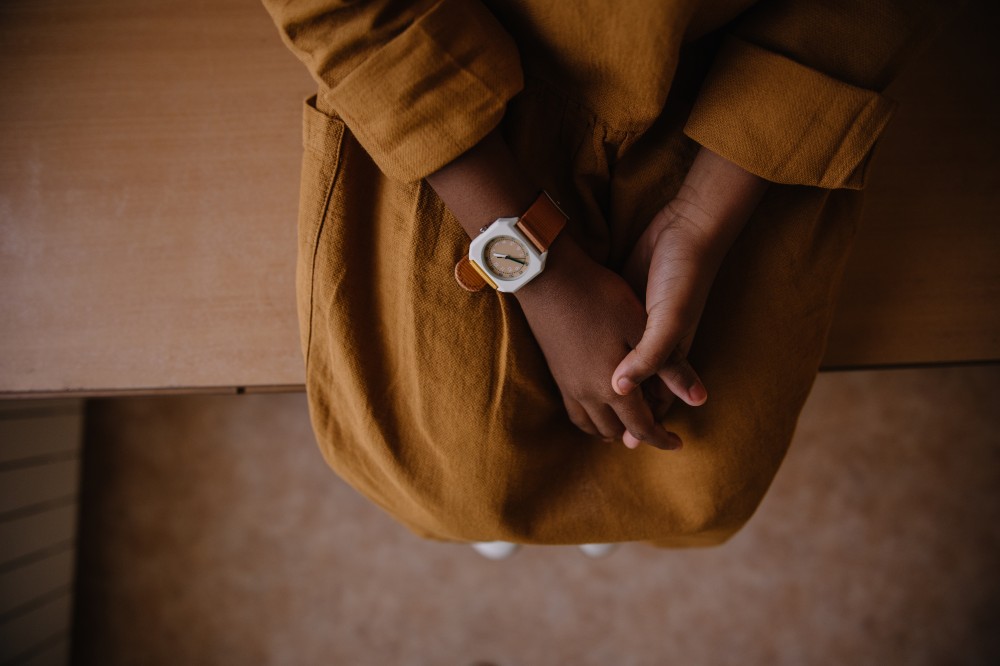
<box><xmin>613</xmin><ymin>202</ymin><xmax>715</xmax><ymax>414</ymax></box>
<box><xmin>611</xmin><ymin>147</ymin><xmax>768</xmax><ymax>448</ymax></box>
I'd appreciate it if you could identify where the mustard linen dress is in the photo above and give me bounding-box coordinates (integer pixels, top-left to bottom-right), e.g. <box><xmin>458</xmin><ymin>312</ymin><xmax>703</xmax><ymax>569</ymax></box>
<box><xmin>262</xmin><ymin>0</ymin><xmax>944</xmax><ymax>546</ymax></box>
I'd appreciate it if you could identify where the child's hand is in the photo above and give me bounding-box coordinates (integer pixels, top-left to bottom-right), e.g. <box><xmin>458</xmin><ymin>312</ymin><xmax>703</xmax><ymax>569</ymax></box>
<box><xmin>612</xmin><ymin>204</ymin><xmax>716</xmax><ymax>415</ymax></box>
<box><xmin>515</xmin><ymin>235</ymin><xmax>682</xmax><ymax>451</ymax></box>
<box><xmin>611</xmin><ymin>147</ymin><xmax>769</xmax><ymax>445</ymax></box>
<box><xmin>425</xmin><ymin>129</ymin><xmax>764</xmax><ymax>451</ymax></box>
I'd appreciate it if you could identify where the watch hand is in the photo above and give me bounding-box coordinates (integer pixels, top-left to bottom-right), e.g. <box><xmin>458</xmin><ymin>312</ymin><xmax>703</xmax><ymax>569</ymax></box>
<box><xmin>492</xmin><ymin>253</ymin><xmax>527</xmax><ymax>266</ymax></box>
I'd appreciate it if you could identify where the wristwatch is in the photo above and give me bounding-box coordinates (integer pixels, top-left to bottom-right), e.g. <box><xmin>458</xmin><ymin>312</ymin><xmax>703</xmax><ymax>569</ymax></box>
<box><xmin>454</xmin><ymin>191</ymin><xmax>567</xmax><ymax>293</ymax></box>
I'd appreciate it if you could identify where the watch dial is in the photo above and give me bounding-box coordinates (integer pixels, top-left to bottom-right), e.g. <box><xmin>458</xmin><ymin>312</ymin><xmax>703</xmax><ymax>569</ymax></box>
<box><xmin>483</xmin><ymin>236</ymin><xmax>529</xmax><ymax>279</ymax></box>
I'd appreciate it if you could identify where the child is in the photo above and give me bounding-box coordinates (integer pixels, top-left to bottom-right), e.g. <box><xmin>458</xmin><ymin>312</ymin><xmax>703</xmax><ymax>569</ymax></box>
<box><xmin>262</xmin><ymin>0</ymin><xmax>945</xmax><ymax>553</ymax></box>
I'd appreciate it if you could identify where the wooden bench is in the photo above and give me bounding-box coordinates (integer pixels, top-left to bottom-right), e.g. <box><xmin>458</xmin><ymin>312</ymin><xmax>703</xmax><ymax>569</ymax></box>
<box><xmin>1</xmin><ymin>0</ymin><xmax>996</xmax><ymax>397</ymax></box>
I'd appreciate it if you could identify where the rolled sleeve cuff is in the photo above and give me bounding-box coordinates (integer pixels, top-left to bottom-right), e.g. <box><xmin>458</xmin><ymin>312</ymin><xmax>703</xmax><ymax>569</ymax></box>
<box><xmin>326</xmin><ymin>0</ymin><xmax>523</xmax><ymax>183</ymax></box>
<box><xmin>684</xmin><ymin>37</ymin><xmax>898</xmax><ymax>190</ymax></box>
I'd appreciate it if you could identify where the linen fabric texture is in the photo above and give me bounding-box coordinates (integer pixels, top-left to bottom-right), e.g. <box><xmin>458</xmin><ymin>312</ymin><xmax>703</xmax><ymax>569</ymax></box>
<box><xmin>263</xmin><ymin>0</ymin><xmax>946</xmax><ymax>545</ymax></box>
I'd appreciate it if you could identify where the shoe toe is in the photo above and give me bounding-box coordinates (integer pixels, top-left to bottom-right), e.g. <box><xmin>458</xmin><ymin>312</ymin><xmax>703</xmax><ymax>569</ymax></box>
<box><xmin>471</xmin><ymin>541</ymin><xmax>520</xmax><ymax>560</ymax></box>
<box><xmin>578</xmin><ymin>543</ymin><xmax>619</xmax><ymax>558</ymax></box>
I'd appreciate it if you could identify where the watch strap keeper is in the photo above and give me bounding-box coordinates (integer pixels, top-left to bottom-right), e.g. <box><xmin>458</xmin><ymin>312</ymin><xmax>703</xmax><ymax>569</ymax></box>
<box><xmin>454</xmin><ymin>256</ymin><xmax>491</xmax><ymax>292</ymax></box>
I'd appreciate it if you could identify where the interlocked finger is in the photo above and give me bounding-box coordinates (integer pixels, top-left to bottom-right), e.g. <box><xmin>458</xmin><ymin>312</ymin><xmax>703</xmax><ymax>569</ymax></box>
<box><xmin>564</xmin><ymin>398</ymin><xmax>600</xmax><ymax>437</ymax></box>
<box><xmin>642</xmin><ymin>376</ymin><xmax>675</xmax><ymax>422</ymax></box>
<box><xmin>611</xmin><ymin>391</ymin><xmax>681</xmax><ymax>451</ymax></box>
<box><xmin>586</xmin><ymin>403</ymin><xmax>626</xmax><ymax>441</ymax></box>
<box><xmin>657</xmin><ymin>352</ymin><xmax>707</xmax><ymax>406</ymax></box>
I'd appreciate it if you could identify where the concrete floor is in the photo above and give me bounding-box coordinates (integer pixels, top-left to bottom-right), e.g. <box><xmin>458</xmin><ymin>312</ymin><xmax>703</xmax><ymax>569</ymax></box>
<box><xmin>72</xmin><ymin>366</ymin><xmax>1000</xmax><ymax>665</ymax></box>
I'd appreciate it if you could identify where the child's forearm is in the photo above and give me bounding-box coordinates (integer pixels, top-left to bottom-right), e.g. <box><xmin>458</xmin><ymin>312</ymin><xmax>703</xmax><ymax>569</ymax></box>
<box><xmin>669</xmin><ymin>146</ymin><xmax>769</xmax><ymax>263</ymax></box>
<box><xmin>424</xmin><ymin>127</ymin><xmax>590</xmax><ymax>305</ymax></box>
<box><xmin>424</xmin><ymin>128</ymin><xmax>537</xmax><ymax>240</ymax></box>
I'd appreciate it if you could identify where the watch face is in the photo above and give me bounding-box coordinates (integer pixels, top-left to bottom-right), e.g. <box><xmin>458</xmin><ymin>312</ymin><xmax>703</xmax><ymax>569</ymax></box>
<box><xmin>483</xmin><ymin>235</ymin><xmax>530</xmax><ymax>279</ymax></box>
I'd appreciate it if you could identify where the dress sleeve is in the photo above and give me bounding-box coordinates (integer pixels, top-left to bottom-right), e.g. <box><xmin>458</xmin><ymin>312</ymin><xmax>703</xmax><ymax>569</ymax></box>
<box><xmin>683</xmin><ymin>0</ymin><xmax>952</xmax><ymax>189</ymax></box>
<box><xmin>261</xmin><ymin>0</ymin><xmax>524</xmax><ymax>182</ymax></box>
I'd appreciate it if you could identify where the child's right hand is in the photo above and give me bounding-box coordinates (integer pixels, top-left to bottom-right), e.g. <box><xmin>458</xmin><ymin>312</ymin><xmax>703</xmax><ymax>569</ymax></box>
<box><xmin>514</xmin><ymin>234</ymin><xmax>683</xmax><ymax>451</ymax></box>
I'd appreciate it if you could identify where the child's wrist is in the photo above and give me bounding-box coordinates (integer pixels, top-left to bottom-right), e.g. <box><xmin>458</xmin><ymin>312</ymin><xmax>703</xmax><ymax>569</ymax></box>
<box><xmin>425</xmin><ymin>127</ymin><xmax>538</xmax><ymax>240</ymax></box>
<box><xmin>514</xmin><ymin>232</ymin><xmax>588</xmax><ymax>310</ymax></box>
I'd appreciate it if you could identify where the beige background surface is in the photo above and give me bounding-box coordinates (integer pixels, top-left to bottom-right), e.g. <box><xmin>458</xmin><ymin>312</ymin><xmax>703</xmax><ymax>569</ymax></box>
<box><xmin>73</xmin><ymin>365</ymin><xmax>1000</xmax><ymax>664</ymax></box>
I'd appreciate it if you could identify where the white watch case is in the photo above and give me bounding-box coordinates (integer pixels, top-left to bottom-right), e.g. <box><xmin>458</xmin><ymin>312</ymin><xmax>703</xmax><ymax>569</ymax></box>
<box><xmin>468</xmin><ymin>216</ymin><xmax>548</xmax><ymax>293</ymax></box>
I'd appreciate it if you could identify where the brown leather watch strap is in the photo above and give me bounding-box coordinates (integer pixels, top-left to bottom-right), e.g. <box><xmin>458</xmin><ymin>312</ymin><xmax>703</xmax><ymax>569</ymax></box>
<box><xmin>516</xmin><ymin>192</ymin><xmax>567</xmax><ymax>252</ymax></box>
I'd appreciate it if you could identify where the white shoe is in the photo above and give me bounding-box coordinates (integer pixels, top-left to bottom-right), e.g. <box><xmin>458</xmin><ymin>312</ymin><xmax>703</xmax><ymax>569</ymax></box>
<box><xmin>578</xmin><ymin>543</ymin><xmax>620</xmax><ymax>558</ymax></box>
<box><xmin>471</xmin><ymin>541</ymin><xmax>520</xmax><ymax>560</ymax></box>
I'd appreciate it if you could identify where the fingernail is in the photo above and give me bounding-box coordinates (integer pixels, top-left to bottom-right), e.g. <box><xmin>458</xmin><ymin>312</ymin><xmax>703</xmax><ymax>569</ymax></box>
<box><xmin>662</xmin><ymin>432</ymin><xmax>683</xmax><ymax>450</ymax></box>
<box><xmin>688</xmin><ymin>382</ymin><xmax>707</xmax><ymax>405</ymax></box>
<box><xmin>617</xmin><ymin>376</ymin><xmax>636</xmax><ymax>394</ymax></box>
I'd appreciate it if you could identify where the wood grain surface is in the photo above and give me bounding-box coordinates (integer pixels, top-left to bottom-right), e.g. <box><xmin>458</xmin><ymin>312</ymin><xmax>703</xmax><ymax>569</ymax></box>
<box><xmin>0</xmin><ymin>0</ymin><xmax>314</xmax><ymax>395</ymax></box>
<box><xmin>823</xmin><ymin>0</ymin><xmax>1000</xmax><ymax>368</ymax></box>
<box><xmin>1</xmin><ymin>0</ymin><xmax>997</xmax><ymax>395</ymax></box>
